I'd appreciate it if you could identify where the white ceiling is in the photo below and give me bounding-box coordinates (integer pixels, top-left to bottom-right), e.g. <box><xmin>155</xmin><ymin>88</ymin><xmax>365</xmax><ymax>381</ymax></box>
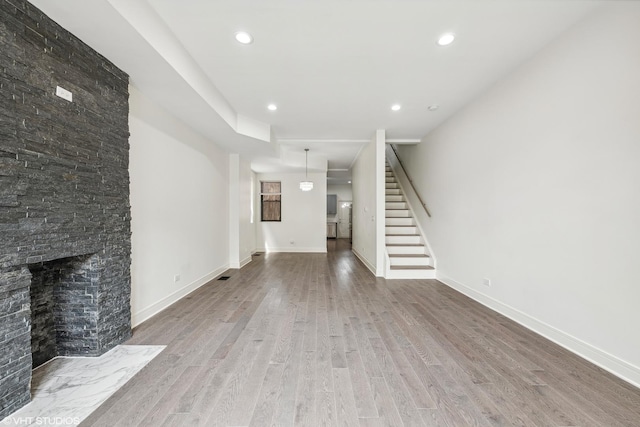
<box><xmin>29</xmin><ymin>0</ymin><xmax>602</xmax><ymax>183</ymax></box>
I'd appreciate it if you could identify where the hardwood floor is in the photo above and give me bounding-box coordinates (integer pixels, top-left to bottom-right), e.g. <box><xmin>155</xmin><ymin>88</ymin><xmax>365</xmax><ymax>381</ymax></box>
<box><xmin>80</xmin><ymin>240</ymin><xmax>640</xmax><ymax>426</ymax></box>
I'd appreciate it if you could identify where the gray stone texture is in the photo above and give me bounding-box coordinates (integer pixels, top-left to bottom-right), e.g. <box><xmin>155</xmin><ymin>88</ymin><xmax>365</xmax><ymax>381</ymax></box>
<box><xmin>0</xmin><ymin>0</ymin><xmax>131</xmax><ymax>418</ymax></box>
<box><xmin>29</xmin><ymin>262</ymin><xmax>56</xmax><ymax>368</ymax></box>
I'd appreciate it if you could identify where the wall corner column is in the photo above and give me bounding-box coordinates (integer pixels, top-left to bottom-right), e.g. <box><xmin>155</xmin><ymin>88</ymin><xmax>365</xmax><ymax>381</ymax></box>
<box><xmin>375</xmin><ymin>129</ymin><xmax>386</xmax><ymax>277</ymax></box>
<box><xmin>229</xmin><ymin>153</ymin><xmax>241</xmax><ymax>268</ymax></box>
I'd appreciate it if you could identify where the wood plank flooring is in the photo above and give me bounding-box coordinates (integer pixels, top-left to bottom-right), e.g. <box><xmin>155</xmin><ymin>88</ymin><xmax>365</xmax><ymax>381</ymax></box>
<box><xmin>80</xmin><ymin>240</ymin><xmax>640</xmax><ymax>426</ymax></box>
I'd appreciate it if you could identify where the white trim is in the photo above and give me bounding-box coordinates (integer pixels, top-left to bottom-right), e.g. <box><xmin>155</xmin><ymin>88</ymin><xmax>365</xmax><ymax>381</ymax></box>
<box><xmin>385</xmin><ymin>268</ymin><xmax>436</xmax><ymax>280</ymax></box>
<box><xmin>131</xmin><ymin>264</ymin><xmax>228</xmax><ymax>327</ymax></box>
<box><xmin>277</xmin><ymin>138</ymin><xmax>370</xmax><ymax>144</ymax></box>
<box><xmin>255</xmin><ymin>247</ymin><xmax>327</xmax><ymax>253</ymax></box>
<box><xmin>239</xmin><ymin>255</ymin><xmax>252</xmax><ymax>268</ymax></box>
<box><xmin>385</xmin><ymin>138</ymin><xmax>421</xmax><ymax>144</ymax></box>
<box><xmin>436</xmin><ymin>272</ymin><xmax>640</xmax><ymax>389</ymax></box>
<box><xmin>352</xmin><ymin>248</ymin><xmax>376</xmax><ymax>276</ymax></box>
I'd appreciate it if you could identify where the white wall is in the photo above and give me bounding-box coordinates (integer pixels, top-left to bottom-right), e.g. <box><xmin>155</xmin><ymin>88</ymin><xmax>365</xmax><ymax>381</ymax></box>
<box><xmin>229</xmin><ymin>154</ymin><xmax>240</xmax><ymax>268</ymax></box>
<box><xmin>129</xmin><ymin>86</ymin><xmax>230</xmax><ymax>326</ymax></box>
<box><xmin>375</xmin><ymin>130</ymin><xmax>386</xmax><ymax>275</ymax></box>
<box><xmin>255</xmin><ymin>172</ymin><xmax>327</xmax><ymax>252</ymax></box>
<box><xmin>229</xmin><ymin>155</ymin><xmax>255</xmax><ymax>268</ymax></box>
<box><xmin>397</xmin><ymin>4</ymin><xmax>640</xmax><ymax>386</ymax></box>
<box><xmin>352</xmin><ymin>130</ymin><xmax>385</xmax><ymax>275</ymax></box>
<box><xmin>239</xmin><ymin>161</ymin><xmax>256</xmax><ymax>262</ymax></box>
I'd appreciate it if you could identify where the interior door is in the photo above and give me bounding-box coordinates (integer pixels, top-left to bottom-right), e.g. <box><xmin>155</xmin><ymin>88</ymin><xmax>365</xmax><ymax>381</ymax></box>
<box><xmin>337</xmin><ymin>201</ymin><xmax>352</xmax><ymax>239</ymax></box>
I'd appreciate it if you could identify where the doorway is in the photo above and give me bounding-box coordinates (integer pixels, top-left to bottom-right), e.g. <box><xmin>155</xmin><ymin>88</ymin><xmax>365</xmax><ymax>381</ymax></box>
<box><xmin>337</xmin><ymin>201</ymin><xmax>352</xmax><ymax>241</ymax></box>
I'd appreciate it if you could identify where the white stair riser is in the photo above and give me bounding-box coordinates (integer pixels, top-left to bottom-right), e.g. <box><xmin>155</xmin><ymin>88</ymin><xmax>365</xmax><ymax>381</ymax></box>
<box><xmin>385</xmin><ymin>217</ymin><xmax>414</xmax><ymax>226</ymax></box>
<box><xmin>385</xmin><ymin>195</ymin><xmax>404</xmax><ymax>202</ymax></box>
<box><xmin>386</xmin><ymin>235</ymin><xmax>422</xmax><ymax>244</ymax></box>
<box><xmin>385</xmin><ymin>226</ymin><xmax>417</xmax><ymax>235</ymax></box>
<box><xmin>385</xmin><ymin>269</ymin><xmax>437</xmax><ymax>280</ymax></box>
<box><xmin>386</xmin><ymin>210</ymin><xmax>411</xmax><ymax>218</ymax></box>
<box><xmin>385</xmin><ymin>202</ymin><xmax>407</xmax><ymax>210</ymax></box>
<box><xmin>384</xmin><ymin>157</ymin><xmax>435</xmax><ymax>280</ymax></box>
<box><xmin>390</xmin><ymin>257</ymin><xmax>431</xmax><ymax>267</ymax></box>
<box><xmin>387</xmin><ymin>246</ymin><xmax>426</xmax><ymax>255</ymax></box>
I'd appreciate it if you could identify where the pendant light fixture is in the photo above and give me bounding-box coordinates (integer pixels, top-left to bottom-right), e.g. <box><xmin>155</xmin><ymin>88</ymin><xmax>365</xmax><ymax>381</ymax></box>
<box><xmin>299</xmin><ymin>148</ymin><xmax>313</xmax><ymax>191</ymax></box>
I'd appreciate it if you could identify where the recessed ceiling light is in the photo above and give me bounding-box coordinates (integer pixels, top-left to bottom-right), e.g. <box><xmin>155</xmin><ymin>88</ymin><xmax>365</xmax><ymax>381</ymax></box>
<box><xmin>391</xmin><ymin>104</ymin><xmax>401</xmax><ymax>111</ymax></box>
<box><xmin>428</xmin><ymin>104</ymin><xmax>439</xmax><ymax>111</ymax></box>
<box><xmin>348</xmin><ymin>180</ymin><xmax>352</xmax><ymax>184</ymax></box>
<box><xmin>267</xmin><ymin>104</ymin><xmax>277</xmax><ymax>111</ymax></box>
<box><xmin>235</xmin><ymin>31</ymin><xmax>253</xmax><ymax>45</ymax></box>
<box><xmin>437</xmin><ymin>33</ymin><xmax>455</xmax><ymax>46</ymax></box>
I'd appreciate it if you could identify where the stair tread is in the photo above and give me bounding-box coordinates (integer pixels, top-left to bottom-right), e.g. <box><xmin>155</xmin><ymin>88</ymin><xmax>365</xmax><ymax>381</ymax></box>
<box><xmin>385</xmin><ymin>225</ymin><xmax>415</xmax><ymax>227</ymax></box>
<box><xmin>386</xmin><ymin>243</ymin><xmax>425</xmax><ymax>246</ymax></box>
<box><xmin>389</xmin><ymin>254</ymin><xmax>430</xmax><ymax>258</ymax></box>
<box><xmin>386</xmin><ymin>234</ymin><xmax>420</xmax><ymax>237</ymax></box>
<box><xmin>390</xmin><ymin>265</ymin><xmax>435</xmax><ymax>270</ymax></box>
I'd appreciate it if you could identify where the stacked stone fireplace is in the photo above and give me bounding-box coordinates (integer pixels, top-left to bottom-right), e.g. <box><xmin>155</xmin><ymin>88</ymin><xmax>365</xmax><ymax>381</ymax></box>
<box><xmin>1</xmin><ymin>0</ymin><xmax>132</xmax><ymax>418</ymax></box>
<box><xmin>29</xmin><ymin>254</ymin><xmax>99</xmax><ymax>369</ymax></box>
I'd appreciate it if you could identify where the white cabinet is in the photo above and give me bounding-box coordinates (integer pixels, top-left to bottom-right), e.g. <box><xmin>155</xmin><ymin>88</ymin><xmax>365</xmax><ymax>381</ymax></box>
<box><xmin>327</xmin><ymin>222</ymin><xmax>337</xmax><ymax>239</ymax></box>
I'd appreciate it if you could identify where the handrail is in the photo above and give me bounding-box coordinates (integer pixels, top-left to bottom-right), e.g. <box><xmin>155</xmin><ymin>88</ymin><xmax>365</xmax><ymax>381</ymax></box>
<box><xmin>389</xmin><ymin>144</ymin><xmax>431</xmax><ymax>218</ymax></box>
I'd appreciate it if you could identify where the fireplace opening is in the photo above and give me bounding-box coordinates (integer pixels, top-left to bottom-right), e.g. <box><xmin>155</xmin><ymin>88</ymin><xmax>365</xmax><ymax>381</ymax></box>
<box><xmin>29</xmin><ymin>254</ymin><xmax>98</xmax><ymax>369</ymax></box>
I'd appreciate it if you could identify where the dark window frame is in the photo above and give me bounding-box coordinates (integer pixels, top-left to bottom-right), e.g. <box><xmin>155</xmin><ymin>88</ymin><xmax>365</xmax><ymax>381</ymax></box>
<box><xmin>260</xmin><ymin>181</ymin><xmax>281</xmax><ymax>222</ymax></box>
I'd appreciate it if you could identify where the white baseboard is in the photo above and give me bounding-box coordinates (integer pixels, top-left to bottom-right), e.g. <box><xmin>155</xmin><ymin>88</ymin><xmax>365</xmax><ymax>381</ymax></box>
<box><xmin>352</xmin><ymin>248</ymin><xmax>376</xmax><ymax>276</ymax></box>
<box><xmin>239</xmin><ymin>255</ymin><xmax>252</xmax><ymax>268</ymax></box>
<box><xmin>255</xmin><ymin>247</ymin><xmax>327</xmax><ymax>253</ymax></box>
<box><xmin>230</xmin><ymin>253</ymin><xmax>253</xmax><ymax>269</ymax></box>
<box><xmin>131</xmin><ymin>264</ymin><xmax>229</xmax><ymax>327</ymax></box>
<box><xmin>385</xmin><ymin>268</ymin><xmax>436</xmax><ymax>280</ymax></box>
<box><xmin>436</xmin><ymin>272</ymin><xmax>640</xmax><ymax>389</ymax></box>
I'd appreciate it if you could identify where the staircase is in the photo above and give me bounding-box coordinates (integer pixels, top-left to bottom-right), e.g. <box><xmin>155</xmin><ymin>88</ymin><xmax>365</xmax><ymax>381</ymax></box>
<box><xmin>385</xmin><ymin>163</ymin><xmax>436</xmax><ymax>279</ymax></box>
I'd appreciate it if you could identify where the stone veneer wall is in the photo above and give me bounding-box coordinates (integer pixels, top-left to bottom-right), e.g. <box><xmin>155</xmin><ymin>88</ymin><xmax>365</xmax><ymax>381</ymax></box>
<box><xmin>29</xmin><ymin>254</ymin><xmax>97</xmax><ymax>369</ymax></box>
<box><xmin>0</xmin><ymin>0</ymin><xmax>131</xmax><ymax>418</ymax></box>
<box><xmin>28</xmin><ymin>260</ymin><xmax>58</xmax><ymax>369</ymax></box>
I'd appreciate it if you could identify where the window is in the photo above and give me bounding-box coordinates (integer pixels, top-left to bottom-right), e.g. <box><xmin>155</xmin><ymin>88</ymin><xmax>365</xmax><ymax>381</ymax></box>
<box><xmin>260</xmin><ymin>181</ymin><xmax>281</xmax><ymax>221</ymax></box>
